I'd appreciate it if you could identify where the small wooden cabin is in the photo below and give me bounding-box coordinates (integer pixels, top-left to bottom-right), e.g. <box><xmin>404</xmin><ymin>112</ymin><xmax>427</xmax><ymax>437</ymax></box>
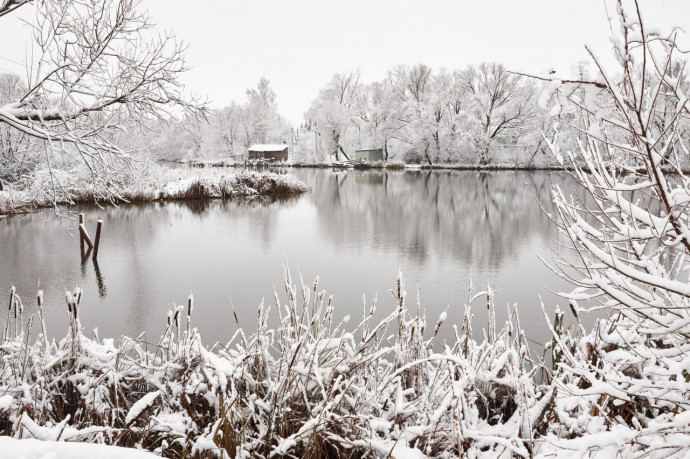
<box><xmin>355</xmin><ymin>148</ymin><xmax>384</xmax><ymax>162</ymax></box>
<box><xmin>248</xmin><ymin>144</ymin><xmax>289</xmax><ymax>162</ymax></box>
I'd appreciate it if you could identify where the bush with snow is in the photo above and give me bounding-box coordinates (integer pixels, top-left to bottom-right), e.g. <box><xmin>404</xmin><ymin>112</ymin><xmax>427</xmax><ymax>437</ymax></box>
<box><xmin>536</xmin><ymin>1</ymin><xmax>690</xmax><ymax>456</ymax></box>
<box><xmin>0</xmin><ymin>164</ymin><xmax>307</xmax><ymax>215</ymax></box>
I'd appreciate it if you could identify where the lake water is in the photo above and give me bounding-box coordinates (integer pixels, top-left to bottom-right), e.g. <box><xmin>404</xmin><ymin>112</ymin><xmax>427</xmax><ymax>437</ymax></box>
<box><xmin>1</xmin><ymin>169</ymin><xmax>586</xmax><ymax>349</ymax></box>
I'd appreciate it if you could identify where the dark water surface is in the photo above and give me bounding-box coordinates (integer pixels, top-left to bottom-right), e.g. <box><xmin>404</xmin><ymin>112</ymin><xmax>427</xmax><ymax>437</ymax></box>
<box><xmin>1</xmin><ymin>169</ymin><xmax>585</xmax><ymax>348</ymax></box>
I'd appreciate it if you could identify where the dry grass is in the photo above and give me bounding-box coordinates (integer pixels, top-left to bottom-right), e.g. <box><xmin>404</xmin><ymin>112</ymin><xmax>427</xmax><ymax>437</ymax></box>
<box><xmin>0</xmin><ymin>271</ymin><xmax>538</xmax><ymax>458</ymax></box>
<box><xmin>3</xmin><ymin>269</ymin><xmax>689</xmax><ymax>457</ymax></box>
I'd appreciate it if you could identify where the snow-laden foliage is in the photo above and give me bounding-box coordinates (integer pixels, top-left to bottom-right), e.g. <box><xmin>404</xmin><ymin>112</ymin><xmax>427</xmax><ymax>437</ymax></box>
<box><xmin>144</xmin><ymin>79</ymin><xmax>292</xmax><ymax>162</ymax></box>
<box><xmin>0</xmin><ymin>0</ymin><xmax>205</xmax><ymax>204</ymax></box>
<box><xmin>1</xmin><ymin>271</ymin><xmax>542</xmax><ymax>458</ymax></box>
<box><xmin>293</xmin><ymin>65</ymin><xmax>560</xmax><ymax>167</ymax></box>
<box><xmin>0</xmin><ymin>165</ymin><xmax>307</xmax><ymax>215</ymax></box>
<box><xmin>538</xmin><ymin>0</ymin><xmax>690</xmax><ymax>456</ymax></box>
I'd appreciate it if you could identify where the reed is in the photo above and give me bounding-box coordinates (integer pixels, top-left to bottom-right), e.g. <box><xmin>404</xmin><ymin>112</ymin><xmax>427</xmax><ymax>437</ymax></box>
<box><xmin>0</xmin><ymin>271</ymin><xmax>537</xmax><ymax>458</ymax></box>
<box><xmin>3</xmin><ymin>269</ymin><xmax>686</xmax><ymax>457</ymax></box>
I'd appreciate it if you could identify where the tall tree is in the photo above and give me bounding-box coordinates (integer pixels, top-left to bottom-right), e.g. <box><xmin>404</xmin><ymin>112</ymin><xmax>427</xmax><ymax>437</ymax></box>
<box><xmin>466</xmin><ymin>63</ymin><xmax>536</xmax><ymax>164</ymax></box>
<box><xmin>0</xmin><ymin>0</ymin><xmax>204</xmax><ymax>201</ymax></box>
<box><xmin>246</xmin><ymin>78</ymin><xmax>281</xmax><ymax>144</ymax></box>
<box><xmin>306</xmin><ymin>71</ymin><xmax>359</xmax><ymax>161</ymax></box>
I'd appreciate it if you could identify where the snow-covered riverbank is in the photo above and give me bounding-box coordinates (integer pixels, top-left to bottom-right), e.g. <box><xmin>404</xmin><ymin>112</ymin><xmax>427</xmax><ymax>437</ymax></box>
<box><xmin>0</xmin><ymin>168</ymin><xmax>307</xmax><ymax>216</ymax></box>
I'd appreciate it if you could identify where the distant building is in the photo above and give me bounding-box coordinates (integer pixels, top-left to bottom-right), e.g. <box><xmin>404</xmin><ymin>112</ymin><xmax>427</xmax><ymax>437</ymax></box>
<box><xmin>354</xmin><ymin>148</ymin><xmax>384</xmax><ymax>162</ymax></box>
<box><xmin>248</xmin><ymin>144</ymin><xmax>289</xmax><ymax>162</ymax></box>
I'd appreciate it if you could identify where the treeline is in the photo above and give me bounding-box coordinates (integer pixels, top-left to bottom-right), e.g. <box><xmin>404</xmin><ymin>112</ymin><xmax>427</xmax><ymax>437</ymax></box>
<box><xmin>135</xmin><ymin>78</ymin><xmax>292</xmax><ymax>162</ymax></box>
<box><xmin>5</xmin><ymin>61</ymin><xmax>689</xmax><ymax>173</ymax></box>
<box><xmin>143</xmin><ymin>63</ymin><xmax>578</xmax><ymax>167</ymax></box>
<box><xmin>296</xmin><ymin>63</ymin><xmax>559</xmax><ymax>166</ymax></box>
<box><xmin>293</xmin><ymin>61</ymin><xmax>690</xmax><ymax>167</ymax></box>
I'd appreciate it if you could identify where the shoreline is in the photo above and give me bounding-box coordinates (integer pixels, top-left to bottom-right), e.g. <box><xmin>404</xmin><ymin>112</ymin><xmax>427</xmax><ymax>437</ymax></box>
<box><xmin>174</xmin><ymin>158</ymin><xmax>569</xmax><ymax>171</ymax></box>
<box><xmin>175</xmin><ymin>158</ymin><xmax>689</xmax><ymax>175</ymax></box>
<box><xmin>0</xmin><ymin>170</ymin><xmax>308</xmax><ymax>218</ymax></box>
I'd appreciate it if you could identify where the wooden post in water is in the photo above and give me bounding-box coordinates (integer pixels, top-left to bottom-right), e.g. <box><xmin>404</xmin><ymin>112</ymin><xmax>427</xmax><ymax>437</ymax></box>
<box><xmin>93</xmin><ymin>220</ymin><xmax>103</xmax><ymax>259</ymax></box>
<box><xmin>79</xmin><ymin>223</ymin><xmax>94</xmax><ymax>250</ymax></box>
<box><xmin>78</xmin><ymin>213</ymin><xmax>85</xmax><ymax>253</ymax></box>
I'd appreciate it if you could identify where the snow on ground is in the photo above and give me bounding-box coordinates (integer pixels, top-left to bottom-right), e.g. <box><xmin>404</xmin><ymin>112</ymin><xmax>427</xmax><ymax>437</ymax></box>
<box><xmin>0</xmin><ymin>437</ymin><xmax>159</xmax><ymax>459</ymax></box>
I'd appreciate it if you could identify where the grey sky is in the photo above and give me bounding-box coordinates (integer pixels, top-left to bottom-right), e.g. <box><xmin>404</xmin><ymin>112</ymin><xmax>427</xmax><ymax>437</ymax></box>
<box><xmin>1</xmin><ymin>0</ymin><xmax>689</xmax><ymax>123</ymax></box>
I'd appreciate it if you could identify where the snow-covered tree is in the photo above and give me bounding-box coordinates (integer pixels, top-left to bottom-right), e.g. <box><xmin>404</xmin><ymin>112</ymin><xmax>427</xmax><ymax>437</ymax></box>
<box><xmin>0</xmin><ymin>73</ymin><xmax>37</xmax><ymax>189</ymax></box>
<box><xmin>213</xmin><ymin>103</ymin><xmax>245</xmax><ymax>156</ymax></box>
<box><xmin>464</xmin><ymin>63</ymin><xmax>537</xmax><ymax>164</ymax></box>
<box><xmin>305</xmin><ymin>71</ymin><xmax>360</xmax><ymax>161</ymax></box>
<box><xmin>0</xmin><ymin>0</ymin><xmax>203</xmax><ymax>202</ymax></box>
<box><xmin>245</xmin><ymin>78</ymin><xmax>284</xmax><ymax>145</ymax></box>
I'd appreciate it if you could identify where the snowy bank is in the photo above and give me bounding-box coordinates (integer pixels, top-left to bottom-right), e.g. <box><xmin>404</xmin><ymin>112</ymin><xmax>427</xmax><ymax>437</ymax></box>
<box><xmin>0</xmin><ymin>167</ymin><xmax>307</xmax><ymax>215</ymax></box>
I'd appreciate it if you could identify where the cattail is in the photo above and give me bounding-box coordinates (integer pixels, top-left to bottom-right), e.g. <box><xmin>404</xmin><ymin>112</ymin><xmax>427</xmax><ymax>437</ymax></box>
<box><xmin>433</xmin><ymin>311</ymin><xmax>447</xmax><ymax>338</ymax></box>
<box><xmin>65</xmin><ymin>290</ymin><xmax>72</xmax><ymax>307</ymax></box>
<box><xmin>8</xmin><ymin>286</ymin><xmax>15</xmax><ymax>311</ymax></box>
<box><xmin>187</xmin><ymin>293</ymin><xmax>194</xmax><ymax>336</ymax></box>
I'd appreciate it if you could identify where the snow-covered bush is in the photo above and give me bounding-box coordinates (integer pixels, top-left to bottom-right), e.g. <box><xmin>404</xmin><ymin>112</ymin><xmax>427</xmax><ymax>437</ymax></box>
<box><xmin>0</xmin><ymin>165</ymin><xmax>307</xmax><ymax>215</ymax></box>
<box><xmin>384</xmin><ymin>161</ymin><xmax>406</xmax><ymax>170</ymax></box>
<box><xmin>538</xmin><ymin>1</ymin><xmax>690</xmax><ymax>456</ymax></box>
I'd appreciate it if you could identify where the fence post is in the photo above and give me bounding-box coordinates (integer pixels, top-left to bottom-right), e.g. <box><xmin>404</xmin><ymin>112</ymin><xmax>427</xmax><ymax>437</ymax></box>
<box><xmin>79</xmin><ymin>223</ymin><xmax>94</xmax><ymax>250</ymax></box>
<box><xmin>93</xmin><ymin>220</ymin><xmax>103</xmax><ymax>259</ymax></box>
<box><xmin>78</xmin><ymin>213</ymin><xmax>85</xmax><ymax>253</ymax></box>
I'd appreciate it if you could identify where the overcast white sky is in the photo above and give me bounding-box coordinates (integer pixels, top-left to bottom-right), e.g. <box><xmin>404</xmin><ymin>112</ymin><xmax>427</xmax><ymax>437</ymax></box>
<box><xmin>1</xmin><ymin>0</ymin><xmax>689</xmax><ymax>123</ymax></box>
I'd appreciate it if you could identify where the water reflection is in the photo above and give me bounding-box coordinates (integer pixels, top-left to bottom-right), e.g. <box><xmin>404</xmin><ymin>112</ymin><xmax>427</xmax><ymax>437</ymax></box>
<box><xmin>1</xmin><ymin>170</ymin><xmax>581</xmax><ymax>348</ymax></box>
<box><xmin>305</xmin><ymin>169</ymin><xmax>561</xmax><ymax>270</ymax></box>
<box><xmin>80</xmin><ymin>248</ymin><xmax>107</xmax><ymax>298</ymax></box>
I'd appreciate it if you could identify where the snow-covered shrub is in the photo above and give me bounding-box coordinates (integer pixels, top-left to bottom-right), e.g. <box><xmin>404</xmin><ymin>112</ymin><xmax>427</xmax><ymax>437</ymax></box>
<box><xmin>0</xmin><ymin>165</ymin><xmax>307</xmax><ymax>215</ymax></box>
<box><xmin>538</xmin><ymin>1</ymin><xmax>690</xmax><ymax>456</ymax></box>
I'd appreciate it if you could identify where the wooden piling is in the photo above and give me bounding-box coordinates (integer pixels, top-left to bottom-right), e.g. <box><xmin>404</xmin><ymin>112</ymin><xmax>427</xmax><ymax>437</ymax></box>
<box><xmin>93</xmin><ymin>220</ymin><xmax>103</xmax><ymax>259</ymax></box>
<box><xmin>78</xmin><ymin>213</ymin><xmax>85</xmax><ymax>253</ymax></box>
<box><xmin>79</xmin><ymin>223</ymin><xmax>94</xmax><ymax>250</ymax></box>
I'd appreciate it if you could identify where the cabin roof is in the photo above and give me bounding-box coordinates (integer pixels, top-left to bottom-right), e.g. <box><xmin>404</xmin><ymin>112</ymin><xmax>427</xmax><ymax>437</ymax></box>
<box><xmin>248</xmin><ymin>144</ymin><xmax>288</xmax><ymax>152</ymax></box>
